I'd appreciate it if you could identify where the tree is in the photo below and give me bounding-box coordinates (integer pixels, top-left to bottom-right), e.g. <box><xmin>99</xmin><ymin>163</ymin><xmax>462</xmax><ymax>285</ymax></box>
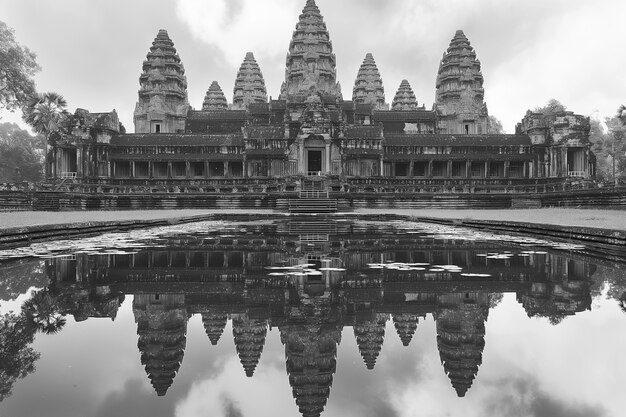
<box><xmin>0</xmin><ymin>21</ymin><xmax>41</xmax><ymax>111</ymax></box>
<box><xmin>0</xmin><ymin>122</ymin><xmax>46</xmax><ymax>182</ymax></box>
<box><xmin>0</xmin><ymin>312</ymin><xmax>40</xmax><ymax>401</ymax></box>
<box><xmin>533</xmin><ymin>98</ymin><xmax>567</xmax><ymax>116</ymax></box>
<box><xmin>605</xmin><ymin>115</ymin><xmax>626</xmax><ymax>186</ymax></box>
<box><xmin>22</xmin><ymin>92</ymin><xmax>69</xmax><ymax>140</ymax></box>
<box><xmin>487</xmin><ymin>115</ymin><xmax>504</xmax><ymax>134</ymax></box>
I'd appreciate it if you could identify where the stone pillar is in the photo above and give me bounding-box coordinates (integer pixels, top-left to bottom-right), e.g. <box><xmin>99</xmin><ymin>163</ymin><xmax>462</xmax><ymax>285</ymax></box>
<box><xmin>76</xmin><ymin>147</ymin><xmax>83</xmax><ymax>178</ymax></box>
<box><xmin>523</xmin><ymin>162</ymin><xmax>527</xmax><ymax>178</ymax></box>
<box><xmin>149</xmin><ymin>161</ymin><xmax>153</xmax><ymax>179</ymax></box>
<box><xmin>428</xmin><ymin>160</ymin><xmax>433</xmax><ymax>178</ymax></box>
<box><xmin>52</xmin><ymin>148</ymin><xmax>58</xmax><ymax>179</ymax></box>
<box><xmin>299</xmin><ymin>143</ymin><xmax>305</xmax><ymax>174</ymax></box>
<box><xmin>504</xmin><ymin>160</ymin><xmax>509</xmax><ymax>178</ymax></box>
<box><xmin>325</xmin><ymin>143</ymin><xmax>331</xmax><ymax>174</ymax></box>
<box><xmin>466</xmin><ymin>160</ymin><xmax>471</xmax><ymax>178</ymax></box>
<box><xmin>224</xmin><ymin>161</ymin><xmax>230</xmax><ymax>177</ymax></box>
<box><xmin>131</xmin><ymin>161</ymin><xmax>136</xmax><ymax>178</ymax></box>
<box><xmin>185</xmin><ymin>161</ymin><xmax>191</xmax><ymax>179</ymax></box>
<box><xmin>242</xmin><ymin>156</ymin><xmax>248</xmax><ymax>178</ymax></box>
<box><xmin>447</xmin><ymin>160</ymin><xmax>452</xmax><ymax>178</ymax></box>
<box><xmin>484</xmin><ymin>161</ymin><xmax>489</xmax><ymax>178</ymax></box>
<box><xmin>167</xmin><ymin>162</ymin><xmax>172</xmax><ymax>179</ymax></box>
<box><xmin>409</xmin><ymin>160</ymin><xmax>414</xmax><ymax>177</ymax></box>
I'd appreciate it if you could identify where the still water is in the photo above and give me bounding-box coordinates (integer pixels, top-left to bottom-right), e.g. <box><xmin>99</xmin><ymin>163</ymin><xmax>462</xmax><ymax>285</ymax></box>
<box><xmin>1</xmin><ymin>217</ymin><xmax>625</xmax><ymax>417</ymax></box>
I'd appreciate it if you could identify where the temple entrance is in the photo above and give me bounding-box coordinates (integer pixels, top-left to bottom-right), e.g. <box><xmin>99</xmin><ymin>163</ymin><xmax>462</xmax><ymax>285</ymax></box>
<box><xmin>307</xmin><ymin>150</ymin><xmax>323</xmax><ymax>175</ymax></box>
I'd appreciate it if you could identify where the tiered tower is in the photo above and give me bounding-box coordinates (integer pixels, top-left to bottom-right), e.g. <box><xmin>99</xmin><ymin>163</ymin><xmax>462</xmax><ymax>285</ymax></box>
<box><xmin>134</xmin><ymin>29</ymin><xmax>189</xmax><ymax>134</ymax></box>
<box><xmin>392</xmin><ymin>313</ymin><xmax>420</xmax><ymax>347</ymax></box>
<box><xmin>201</xmin><ymin>312</ymin><xmax>228</xmax><ymax>345</ymax></box>
<box><xmin>281</xmin><ymin>325</ymin><xmax>342</xmax><ymax>417</ymax></box>
<box><xmin>352</xmin><ymin>53</ymin><xmax>387</xmax><ymax>110</ymax></box>
<box><xmin>232</xmin><ymin>315</ymin><xmax>268</xmax><ymax>377</ymax></box>
<box><xmin>435</xmin><ymin>293</ymin><xmax>489</xmax><ymax>397</ymax></box>
<box><xmin>202</xmin><ymin>81</ymin><xmax>228</xmax><ymax>111</ymax></box>
<box><xmin>435</xmin><ymin>30</ymin><xmax>488</xmax><ymax>134</ymax></box>
<box><xmin>232</xmin><ymin>53</ymin><xmax>268</xmax><ymax>110</ymax></box>
<box><xmin>391</xmin><ymin>80</ymin><xmax>418</xmax><ymax>110</ymax></box>
<box><xmin>354</xmin><ymin>313</ymin><xmax>388</xmax><ymax>370</ymax></box>
<box><xmin>133</xmin><ymin>294</ymin><xmax>188</xmax><ymax>396</ymax></box>
<box><xmin>280</xmin><ymin>0</ymin><xmax>342</xmax><ymax>102</ymax></box>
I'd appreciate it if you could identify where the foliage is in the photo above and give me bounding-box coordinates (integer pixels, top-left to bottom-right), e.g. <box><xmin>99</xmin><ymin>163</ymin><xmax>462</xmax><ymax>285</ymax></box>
<box><xmin>0</xmin><ymin>122</ymin><xmax>46</xmax><ymax>182</ymax></box>
<box><xmin>0</xmin><ymin>312</ymin><xmax>39</xmax><ymax>401</ymax></box>
<box><xmin>533</xmin><ymin>98</ymin><xmax>566</xmax><ymax>116</ymax></box>
<box><xmin>0</xmin><ymin>21</ymin><xmax>41</xmax><ymax>111</ymax></box>
<box><xmin>488</xmin><ymin>292</ymin><xmax>504</xmax><ymax>308</ymax></box>
<box><xmin>589</xmin><ymin>114</ymin><xmax>626</xmax><ymax>184</ymax></box>
<box><xmin>487</xmin><ymin>116</ymin><xmax>504</xmax><ymax>134</ymax></box>
<box><xmin>22</xmin><ymin>92</ymin><xmax>69</xmax><ymax>142</ymax></box>
<box><xmin>0</xmin><ymin>286</ymin><xmax>67</xmax><ymax>401</ymax></box>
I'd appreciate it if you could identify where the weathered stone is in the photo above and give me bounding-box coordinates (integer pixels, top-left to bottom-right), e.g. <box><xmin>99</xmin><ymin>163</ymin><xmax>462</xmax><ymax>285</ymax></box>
<box><xmin>202</xmin><ymin>81</ymin><xmax>228</xmax><ymax>111</ymax></box>
<box><xmin>232</xmin><ymin>53</ymin><xmax>267</xmax><ymax>110</ymax></box>
<box><xmin>353</xmin><ymin>53</ymin><xmax>387</xmax><ymax>110</ymax></box>
<box><xmin>391</xmin><ymin>79</ymin><xmax>419</xmax><ymax>111</ymax></box>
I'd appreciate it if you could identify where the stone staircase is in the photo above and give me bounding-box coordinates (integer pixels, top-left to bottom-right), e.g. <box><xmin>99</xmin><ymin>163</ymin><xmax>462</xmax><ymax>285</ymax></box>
<box><xmin>288</xmin><ymin>178</ymin><xmax>339</xmax><ymax>213</ymax></box>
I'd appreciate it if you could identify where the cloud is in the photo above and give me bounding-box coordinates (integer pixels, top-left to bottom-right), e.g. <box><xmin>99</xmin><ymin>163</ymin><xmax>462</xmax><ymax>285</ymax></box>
<box><xmin>175</xmin><ymin>0</ymin><xmax>300</xmax><ymax>68</ymax></box>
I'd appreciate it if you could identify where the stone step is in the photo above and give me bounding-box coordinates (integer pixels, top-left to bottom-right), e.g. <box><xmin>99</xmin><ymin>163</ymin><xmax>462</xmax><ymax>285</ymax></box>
<box><xmin>288</xmin><ymin>198</ymin><xmax>337</xmax><ymax>213</ymax></box>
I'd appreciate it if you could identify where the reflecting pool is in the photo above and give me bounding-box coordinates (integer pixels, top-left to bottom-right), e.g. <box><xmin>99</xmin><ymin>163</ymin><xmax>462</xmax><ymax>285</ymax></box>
<box><xmin>1</xmin><ymin>217</ymin><xmax>625</xmax><ymax>417</ymax></box>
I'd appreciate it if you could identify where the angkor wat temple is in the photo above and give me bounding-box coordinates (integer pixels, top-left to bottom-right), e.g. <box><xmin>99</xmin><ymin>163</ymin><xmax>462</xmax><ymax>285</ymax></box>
<box><xmin>41</xmin><ymin>218</ymin><xmax>595</xmax><ymax>417</ymax></box>
<box><xmin>47</xmin><ymin>0</ymin><xmax>594</xmax><ymax>198</ymax></box>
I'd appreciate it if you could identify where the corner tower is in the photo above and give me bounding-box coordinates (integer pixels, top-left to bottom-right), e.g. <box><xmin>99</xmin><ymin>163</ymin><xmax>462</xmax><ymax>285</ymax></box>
<box><xmin>232</xmin><ymin>52</ymin><xmax>268</xmax><ymax>110</ymax></box>
<box><xmin>435</xmin><ymin>30</ymin><xmax>488</xmax><ymax>134</ymax></box>
<box><xmin>202</xmin><ymin>81</ymin><xmax>228</xmax><ymax>111</ymax></box>
<box><xmin>134</xmin><ymin>29</ymin><xmax>189</xmax><ymax>134</ymax></box>
<box><xmin>280</xmin><ymin>0</ymin><xmax>342</xmax><ymax>102</ymax></box>
<box><xmin>353</xmin><ymin>53</ymin><xmax>387</xmax><ymax>110</ymax></box>
<box><xmin>392</xmin><ymin>79</ymin><xmax>419</xmax><ymax>110</ymax></box>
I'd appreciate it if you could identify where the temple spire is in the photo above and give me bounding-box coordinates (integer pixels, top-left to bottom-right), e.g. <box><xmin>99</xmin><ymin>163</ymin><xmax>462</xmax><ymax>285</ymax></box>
<box><xmin>232</xmin><ymin>315</ymin><xmax>268</xmax><ymax>377</ymax></box>
<box><xmin>202</xmin><ymin>81</ymin><xmax>228</xmax><ymax>111</ymax></box>
<box><xmin>232</xmin><ymin>52</ymin><xmax>267</xmax><ymax>110</ymax></box>
<box><xmin>201</xmin><ymin>312</ymin><xmax>228</xmax><ymax>345</ymax></box>
<box><xmin>354</xmin><ymin>313</ymin><xmax>388</xmax><ymax>370</ymax></box>
<box><xmin>391</xmin><ymin>79</ymin><xmax>418</xmax><ymax>110</ymax></box>
<box><xmin>435</xmin><ymin>30</ymin><xmax>488</xmax><ymax>134</ymax></box>
<box><xmin>392</xmin><ymin>313</ymin><xmax>420</xmax><ymax>347</ymax></box>
<box><xmin>280</xmin><ymin>0</ymin><xmax>342</xmax><ymax>102</ymax></box>
<box><xmin>134</xmin><ymin>29</ymin><xmax>189</xmax><ymax>133</ymax></box>
<box><xmin>352</xmin><ymin>53</ymin><xmax>387</xmax><ymax>110</ymax></box>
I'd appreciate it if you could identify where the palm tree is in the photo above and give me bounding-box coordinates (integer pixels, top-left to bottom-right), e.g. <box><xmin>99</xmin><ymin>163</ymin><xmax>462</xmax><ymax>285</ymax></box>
<box><xmin>22</xmin><ymin>92</ymin><xmax>69</xmax><ymax>178</ymax></box>
<box><xmin>618</xmin><ymin>104</ymin><xmax>626</xmax><ymax>126</ymax></box>
<box><xmin>21</xmin><ymin>289</ymin><xmax>66</xmax><ymax>335</ymax></box>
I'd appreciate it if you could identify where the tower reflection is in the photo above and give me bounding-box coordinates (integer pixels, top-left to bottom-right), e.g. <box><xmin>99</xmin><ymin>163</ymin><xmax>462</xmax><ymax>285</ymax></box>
<box><xmin>41</xmin><ymin>218</ymin><xmax>596</xmax><ymax>416</ymax></box>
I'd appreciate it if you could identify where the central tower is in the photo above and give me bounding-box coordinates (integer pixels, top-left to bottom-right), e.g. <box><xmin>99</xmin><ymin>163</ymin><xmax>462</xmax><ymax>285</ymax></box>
<box><xmin>280</xmin><ymin>0</ymin><xmax>342</xmax><ymax>102</ymax></box>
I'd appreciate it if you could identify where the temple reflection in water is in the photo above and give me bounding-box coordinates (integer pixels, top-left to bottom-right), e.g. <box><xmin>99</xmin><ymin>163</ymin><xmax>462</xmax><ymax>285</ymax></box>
<box><xmin>43</xmin><ymin>219</ymin><xmax>593</xmax><ymax>417</ymax></box>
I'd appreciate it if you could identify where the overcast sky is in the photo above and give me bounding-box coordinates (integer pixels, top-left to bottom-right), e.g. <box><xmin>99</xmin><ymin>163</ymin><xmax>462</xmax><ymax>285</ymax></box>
<box><xmin>1</xmin><ymin>0</ymin><xmax>625</xmax><ymax>133</ymax></box>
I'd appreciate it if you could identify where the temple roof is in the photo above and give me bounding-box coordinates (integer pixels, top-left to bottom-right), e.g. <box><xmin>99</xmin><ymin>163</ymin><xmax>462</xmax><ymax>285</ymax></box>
<box><xmin>110</xmin><ymin>134</ymin><xmax>244</xmax><ymax>147</ymax></box>
<box><xmin>354</xmin><ymin>313</ymin><xmax>388</xmax><ymax>370</ymax></box>
<box><xmin>280</xmin><ymin>0</ymin><xmax>342</xmax><ymax>102</ymax></box>
<box><xmin>202</xmin><ymin>81</ymin><xmax>228</xmax><ymax>111</ymax></box>
<box><xmin>344</xmin><ymin>125</ymin><xmax>383</xmax><ymax>139</ymax></box>
<box><xmin>187</xmin><ymin>110</ymin><xmax>247</xmax><ymax>121</ymax></box>
<box><xmin>391</xmin><ymin>80</ymin><xmax>419</xmax><ymax>111</ymax></box>
<box><xmin>233</xmin><ymin>52</ymin><xmax>268</xmax><ymax>110</ymax></box>
<box><xmin>373</xmin><ymin>110</ymin><xmax>436</xmax><ymax>122</ymax></box>
<box><xmin>393</xmin><ymin>313</ymin><xmax>420</xmax><ymax>347</ymax></box>
<box><xmin>138</xmin><ymin>29</ymin><xmax>187</xmax><ymax>101</ymax></box>
<box><xmin>436</xmin><ymin>30</ymin><xmax>485</xmax><ymax>116</ymax></box>
<box><xmin>244</xmin><ymin>126</ymin><xmax>286</xmax><ymax>140</ymax></box>
<box><xmin>384</xmin><ymin>134</ymin><xmax>532</xmax><ymax>147</ymax></box>
<box><xmin>353</xmin><ymin>53</ymin><xmax>386</xmax><ymax>110</ymax></box>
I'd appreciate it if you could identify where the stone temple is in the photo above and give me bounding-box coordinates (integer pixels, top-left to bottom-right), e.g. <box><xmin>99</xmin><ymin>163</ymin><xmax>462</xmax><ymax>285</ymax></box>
<box><xmin>47</xmin><ymin>0</ymin><xmax>594</xmax><ymax>197</ymax></box>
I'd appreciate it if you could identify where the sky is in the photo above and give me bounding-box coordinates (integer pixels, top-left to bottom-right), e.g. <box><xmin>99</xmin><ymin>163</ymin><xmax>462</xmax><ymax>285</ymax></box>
<box><xmin>1</xmin><ymin>0</ymin><xmax>625</xmax><ymax>134</ymax></box>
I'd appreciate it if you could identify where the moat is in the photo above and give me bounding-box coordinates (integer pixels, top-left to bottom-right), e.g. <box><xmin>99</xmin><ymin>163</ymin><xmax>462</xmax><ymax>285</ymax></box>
<box><xmin>1</xmin><ymin>217</ymin><xmax>625</xmax><ymax>417</ymax></box>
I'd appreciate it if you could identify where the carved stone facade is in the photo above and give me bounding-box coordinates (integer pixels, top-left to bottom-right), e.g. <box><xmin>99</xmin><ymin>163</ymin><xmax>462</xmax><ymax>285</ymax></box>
<box><xmin>48</xmin><ymin>0</ymin><xmax>595</xmax><ymax>188</ymax></box>
<box><xmin>202</xmin><ymin>81</ymin><xmax>228</xmax><ymax>111</ymax></box>
<box><xmin>133</xmin><ymin>30</ymin><xmax>188</xmax><ymax>135</ymax></box>
<box><xmin>232</xmin><ymin>52</ymin><xmax>268</xmax><ymax>110</ymax></box>
<box><xmin>436</xmin><ymin>30</ymin><xmax>488</xmax><ymax>135</ymax></box>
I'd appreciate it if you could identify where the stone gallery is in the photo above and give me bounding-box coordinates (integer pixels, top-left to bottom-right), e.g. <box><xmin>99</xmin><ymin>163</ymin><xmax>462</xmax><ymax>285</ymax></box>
<box><xmin>47</xmin><ymin>0</ymin><xmax>593</xmax><ymax>193</ymax></box>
